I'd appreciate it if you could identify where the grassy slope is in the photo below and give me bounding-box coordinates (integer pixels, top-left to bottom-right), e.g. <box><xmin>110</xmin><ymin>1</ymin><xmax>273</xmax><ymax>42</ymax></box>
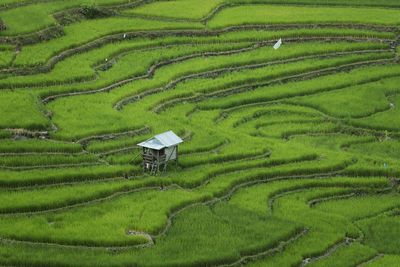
<box><xmin>207</xmin><ymin>5</ymin><xmax>400</xmax><ymax>28</ymax></box>
<box><xmin>0</xmin><ymin>0</ymin><xmax>399</xmax><ymax>266</ymax></box>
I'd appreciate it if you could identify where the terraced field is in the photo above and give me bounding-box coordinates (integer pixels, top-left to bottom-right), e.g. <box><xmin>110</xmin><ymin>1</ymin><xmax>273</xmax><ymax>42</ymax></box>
<box><xmin>1</xmin><ymin>0</ymin><xmax>400</xmax><ymax>266</ymax></box>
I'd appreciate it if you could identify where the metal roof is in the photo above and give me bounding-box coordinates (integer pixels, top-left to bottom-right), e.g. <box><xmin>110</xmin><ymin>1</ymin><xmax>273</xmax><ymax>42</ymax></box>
<box><xmin>137</xmin><ymin>131</ymin><xmax>183</xmax><ymax>150</ymax></box>
<box><xmin>137</xmin><ymin>137</ymin><xmax>164</xmax><ymax>150</ymax></box>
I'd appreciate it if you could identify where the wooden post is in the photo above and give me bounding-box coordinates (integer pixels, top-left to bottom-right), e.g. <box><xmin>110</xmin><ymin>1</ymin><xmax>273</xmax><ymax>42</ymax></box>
<box><xmin>142</xmin><ymin>147</ymin><xmax>145</xmax><ymax>171</ymax></box>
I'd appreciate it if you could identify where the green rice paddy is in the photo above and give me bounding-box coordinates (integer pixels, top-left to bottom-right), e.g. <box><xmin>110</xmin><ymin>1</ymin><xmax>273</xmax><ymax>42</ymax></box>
<box><xmin>0</xmin><ymin>0</ymin><xmax>399</xmax><ymax>265</ymax></box>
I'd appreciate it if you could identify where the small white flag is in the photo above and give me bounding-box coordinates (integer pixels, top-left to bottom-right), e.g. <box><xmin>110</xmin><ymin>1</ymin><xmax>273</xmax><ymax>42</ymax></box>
<box><xmin>273</xmin><ymin>38</ymin><xmax>282</xmax><ymax>50</ymax></box>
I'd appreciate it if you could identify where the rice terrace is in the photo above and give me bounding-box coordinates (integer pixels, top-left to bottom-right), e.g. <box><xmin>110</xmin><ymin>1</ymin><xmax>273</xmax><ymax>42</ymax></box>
<box><xmin>1</xmin><ymin>0</ymin><xmax>400</xmax><ymax>266</ymax></box>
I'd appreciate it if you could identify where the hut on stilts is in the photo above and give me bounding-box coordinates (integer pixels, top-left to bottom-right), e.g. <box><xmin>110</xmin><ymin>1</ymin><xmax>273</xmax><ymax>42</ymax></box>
<box><xmin>137</xmin><ymin>131</ymin><xmax>183</xmax><ymax>174</ymax></box>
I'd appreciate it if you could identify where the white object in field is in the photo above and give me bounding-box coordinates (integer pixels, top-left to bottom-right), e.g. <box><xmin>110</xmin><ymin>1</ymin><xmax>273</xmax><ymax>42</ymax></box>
<box><xmin>273</xmin><ymin>38</ymin><xmax>282</xmax><ymax>50</ymax></box>
<box><xmin>123</xmin><ymin>33</ymin><xmax>126</xmax><ymax>38</ymax></box>
<box><xmin>105</xmin><ymin>58</ymin><xmax>108</xmax><ymax>62</ymax></box>
<box><xmin>390</xmin><ymin>103</ymin><xmax>395</xmax><ymax>108</ymax></box>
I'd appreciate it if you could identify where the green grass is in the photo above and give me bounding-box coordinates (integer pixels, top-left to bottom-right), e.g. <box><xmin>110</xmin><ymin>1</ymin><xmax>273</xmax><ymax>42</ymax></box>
<box><xmin>149</xmin><ymin>42</ymin><xmax>391</xmax><ymax>112</ymax></box>
<box><xmin>234</xmin><ymin>178</ymin><xmax>387</xmax><ymax>266</ymax></box>
<box><xmin>233</xmin><ymin>0</ymin><xmax>400</xmax><ymax>7</ymax></box>
<box><xmin>287</xmin><ymin>80</ymin><xmax>397</xmax><ymax>118</ymax></box>
<box><xmin>198</xmin><ymin>63</ymin><xmax>400</xmax><ymax>110</ymax></box>
<box><xmin>0</xmin><ymin>90</ymin><xmax>50</xmax><ymax>130</ymax></box>
<box><xmin>123</xmin><ymin>0</ymin><xmax>226</xmax><ymax>20</ymax></box>
<box><xmin>0</xmin><ymin>0</ymin><xmax>156</xmax><ymax>36</ymax></box>
<box><xmin>124</xmin><ymin>0</ymin><xmax>400</xmax><ymax>23</ymax></box>
<box><xmin>0</xmin><ymin>130</ymin><xmax>11</xmax><ymax>139</ymax></box>
<box><xmin>47</xmin><ymin>51</ymin><xmax>392</xmax><ymax>140</ymax></box>
<box><xmin>307</xmin><ymin>242</ymin><xmax>377</xmax><ymax>267</ymax></box>
<box><xmin>4</xmin><ymin>0</ymin><xmax>400</xmax><ymax>10</ymax></box>
<box><xmin>86</xmin><ymin>135</ymin><xmax>150</xmax><ymax>153</ymax></box>
<box><xmin>0</xmin><ymin>202</ymin><xmax>301</xmax><ymax>265</ymax></box>
<box><xmin>0</xmin><ymin>139</ymin><xmax>81</xmax><ymax>153</ymax></box>
<box><xmin>0</xmin><ymin>154</ymin><xmax>99</xmax><ymax>167</ymax></box>
<box><xmin>0</xmin><ymin>0</ymin><xmax>132</xmax><ymax>7</ymax></box>
<box><xmin>344</xmin><ymin>156</ymin><xmax>400</xmax><ymax>178</ymax></box>
<box><xmin>15</xmin><ymin>27</ymin><xmax>394</xmax><ymax>68</ymax></box>
<box><xmin>0</xmin><ymin>153</ymin><xmax>320</xmax><ymax>213</ymax></box>
<box><xmin>350</xmin><ymin>94</ymin><xmax>400</xmax><ymax>131</ymax></box>
<box><xmin>0</xmin><ymin>50</ymin><xmax>14</xmax><ymax>68</ymax></box>
<box><xmin>365</xmin><ymin>254</ymin><xmax>400</xmax><ymax>266</ymax></box>
<box><xmin>0</xmin><ymin>4</ymin><xmax>57</xmax><ymax>36</ymax></box>
<box><xmin>2</xmin><ymin>42</ymin><xmax>251</xmax><ymax>88</ymax></box>
<box><xmin>104</xmin><ymin>150</ymin><xmax>140</xmax><ymax>165</ymax></box>
<box><xmin>1</xmin><ymin>2</ymin><xmax>400</xmax><ymax>266</ymax></box>
<box><xmin>132</xmin><ymin>203</ymin><xmax>300</xmax><ymax>266</ymax></box>
<box><xmin>358</xmin><ymin>214</ymin><xmax>400</xmax><ymax>254</ymax></box>
<box><xmin>0</xmin><ymin>164</ymin><xmax>141</xmax><ymax>187</ymax></box>
<box><xmin>314</xmin><ymin>193</ymin><xmax>400</xmax><ymax>221</ymax></box>
<box><xmin>8</xmin><ymin>39</ymin><xmax>386</xmax><ymax>99</ymax></box>
<box><xmin>346</xmin><ymin>139</ymin><xmax>400</xmax><ymax>160</ymax></box>
<box><xmin>0</xmin><ymin>0</ymin><xmax>36</xmax><ymax>6</ymax></box>
<box><xmin>0</xmin><ymin>175</ymin><xmax>382</xmax><ymax>257</ymax></box>
<box><xmin>0</xmin><ymin>44</ymin><xmax>14</xmax><ymax>51</ymax></box>
<box><xmin>207</xmin><ymin>5</ymin><xmax>400</xmax><ymax>28</ymax></box>
<box><xmin>0</xmin><ymin>176</ymin><xmax>389</xmax><ymax>265</ymax></box>
<box><xmin>4</xmin><ymin>0</ymin><xmax>399</xmax><ymax>38</ymax></box>
<box><xmin>0</xmin><ymin>177</ymin><xmax>162</xmax><ymax>213</ymax></box>
<box><xmin>12</xmin><ymin>16</ymin><xmax>202</xmax><ymax>67</ymax></box>
<box><xmin>0</xmin><ymin>187</ymin><xmax>207</xmax><ymax>246</ymax></box>
<box><xmin>256</xmin><ymin>121</ymin><xmax>339</xmax><ymax>139</ymax></box>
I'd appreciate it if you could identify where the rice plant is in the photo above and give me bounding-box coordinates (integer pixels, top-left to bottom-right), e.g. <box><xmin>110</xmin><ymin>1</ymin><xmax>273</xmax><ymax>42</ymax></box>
<box><xmin>0</xmin><ymin>1</ymin><xmax>399</xmax><ymax>266</ymax></box>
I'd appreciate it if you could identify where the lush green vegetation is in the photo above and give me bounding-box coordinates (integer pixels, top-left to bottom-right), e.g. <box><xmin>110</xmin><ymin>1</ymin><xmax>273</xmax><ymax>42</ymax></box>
<box><xmin>306</xmin><ymin>242</ymin><xmax>377</xmax><ymax>267</ymax></box>
<box><xmin>123</xmin><ymin>0</ymin><xmax>226</xmax><ymax>20</ymax></box>
<box><xmin>0</xmin><ymin>153</ymin><xmax>99</xmax><ymax>167</ymax></box>
<box><xmin>207</xmin><ymin>5</ymin><xmax>400</xmax><ymax>28</ymax></box>
<box><xmin>0</xmin><ymin>50</ymin><xmax>14</xmax><ymax>68</ymax></box>
<box><xmin>14</xmin><ymin>27</ymin><xmax>394</xmax><ymax>68</ymax></box>
<box><xmin>0</xmin><ymin>0</ymin><xmax>399</xmax><ymax>266</ymax></box>
<box><xmin>0</xmin><ymin>90</ymin><xmax>50</xmax><ymax>130</ymax></box>
<box><xmin>0</xmin><ymin>139</ymin><xmax>81</xmax><ymax>153</ymax></box>
<box><xmin>0</xmin><ymin>164</ymin><xmax>141</xmax><ymax>187</ymax></box>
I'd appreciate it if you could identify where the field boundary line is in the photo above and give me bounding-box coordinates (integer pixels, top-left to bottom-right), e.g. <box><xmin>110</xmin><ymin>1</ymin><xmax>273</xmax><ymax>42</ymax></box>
<box><xmin>356</xmin><ymin>253</ymin><xmax>384</xmax><ymax>266</ymax></box>
<box><xmin>2</xmin><ymin>25</ymin><xmax>393</xmax><ymax>76</ymax></box>
<box><xmin>116</xmin><ymin>49</ymin><xmax>394</xmax><ymax>111</ymax></box>
<box><xmin>78</xmin><ymin>126</ymin><xmax>151</xmax><ymax>149</ymax></box>
<box><xmin>219</xmin><ymin>228</ymin><xmax>309</xmax><ymax>267</ymax></box>
<box><xmin>0</xmin><ymin>155</ymin><xmax>317</xmax><ymax>214</ymax></box>
<box><xmin>185</xmin><ymin>58</ymin><xmax>397</xmax><ymax>113</ymax></box>
<box><xmin>0</xmin><ymin>162</ymin><xmax>103</xmax><ymax>171</ymax></box>
<box><xmin>0</xmin><ymin>172</ymin><xmax>351</xmax><ymax>247</ymax></box>
<box><xmin>300</xmin><ymin>237</ymin><xmax>355</xmax><ymax>266</ymax></box>
<box><xmin>212</xmin><ymin>61</ymin><xmax>400</xmax><ymax>123</ymax></box>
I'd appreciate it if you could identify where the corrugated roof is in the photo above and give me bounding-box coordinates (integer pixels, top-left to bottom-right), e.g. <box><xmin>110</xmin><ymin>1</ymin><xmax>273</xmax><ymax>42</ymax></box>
<box><xmin>137</xmin><ymin>131</ymin><xmax>183</xmax><ymax>150</ymax></box>
<box><xmin>137</xmin><ymin>138</ymin><xmax>164</xmax><ymax>150</ymax></box>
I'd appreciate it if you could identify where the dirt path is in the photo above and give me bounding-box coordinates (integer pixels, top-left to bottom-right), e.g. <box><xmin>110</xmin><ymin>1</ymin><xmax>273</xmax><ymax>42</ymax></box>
<box><xmin>220</xmin><ymin>228</ymin><xmax>309</xmax><ymax>267</ymax></box>
<box><xmin>300</xmin><ymin>237</ymin><xmax>355</xmax><ymax>266</ymax></box>
<box><xmin>356</xmin><ymin>253</ymin><xmax>384</xmax><ymax>266</ymax></box>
